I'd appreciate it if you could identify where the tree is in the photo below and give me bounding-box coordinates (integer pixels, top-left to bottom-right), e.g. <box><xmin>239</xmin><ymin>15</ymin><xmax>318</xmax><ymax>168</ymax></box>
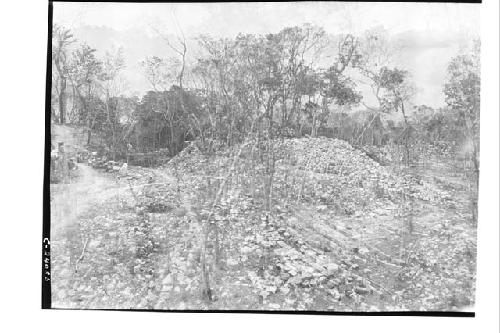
<box><xmin>150</xmin><ymin>18</ymin><xmax>188</xmax><ymax>89</ymax></box>
<box><xmin>194</xmin><ymin>35</ymin><xmax>242</xmax><ymax>144</ymax></box>
<box><xmin>69</xmin><ymin>44</ymin><xmax>103</xmax><ymax>145</ymax></box>
<box><xmin>141</xmin><ymin>56</ymin><xmax>180</xmax><ymax>91</ymax></box>
<box><xmin>378</xmin><ymin>67</ymin><xmax>414</xmax><ymax>121</ymax></box>
<box><xmin>296</xmin><ymin>34</ymin><xmax>362</xmax><ymax>137</ymax></box>
<box><xmin>100</xmin><ymin>48</ymin><xmax>126</xmax><ymax>158</ymax></box>
<box><xmin>444</xmin><ymin>41</ymin><xmax>480</xmax><ymax>180</ymax></box>
<box><xmin>356</xmin><ymin>27</ymin><xmax>398</xmax><ymax>110</ymax></box>
<box><xmin>149</xmin><ymin>18</ymin><xmax>200</xmax><ymax>148</ymax></box>
<box><xmin>52</xmin><ymin>24</ymin><xmax>75</xmax><ymax>124</ymax></box>
<box><xmin>344</xmin><ymin>28</ymin><xmax>397</xmax><ymax>145</ymax></box>
<box><xmin>141</xmin><ymin>57</ymin><xmax>201</xmax><ymax>155</ymax></box>
<box><xmin>379</xmin><ymin>67</ymin><xmax>415</xmax><ymax>164</ymax></box>
<box><xmin>315</xmin><ymin>44</ymin><xmax>362</xmax><ymax>137</ymax></box>
<box><xmin>273</xmin><ymin>24</ymin><xmax>327</xmax><ymax>133</ymax></box>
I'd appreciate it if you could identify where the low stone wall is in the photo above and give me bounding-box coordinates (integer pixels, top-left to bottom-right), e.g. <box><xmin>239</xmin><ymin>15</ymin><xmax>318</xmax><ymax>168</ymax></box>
<box><xmin>127</xmin><ymin>151</ymin><xmax>170</xmax><ymax>167</ymax></box>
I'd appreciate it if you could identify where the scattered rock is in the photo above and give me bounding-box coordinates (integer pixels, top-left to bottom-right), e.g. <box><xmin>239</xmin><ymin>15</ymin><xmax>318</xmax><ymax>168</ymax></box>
<box><xmin>355</xmin><ymin>286</ymin><xmax>370</xmax><ymax>295</ymax></box>
<box><xmin>359</xmin><ymin>247</ymin><xmax>370</xmax><ymax>255</ymax></box>
<box><xmin>162</xmin><ymin>274</ymin><xmax>173</xmax><ymax>286</ymax></box>
<box><xmin>317</xmin><ymin>205</ymin><xmax>328</xmax><ymax>212</ymax></box>
<box><xmin>325</xmin><ymin>263</ymin><xmax>339</xmax><ymax>275</ymax></box>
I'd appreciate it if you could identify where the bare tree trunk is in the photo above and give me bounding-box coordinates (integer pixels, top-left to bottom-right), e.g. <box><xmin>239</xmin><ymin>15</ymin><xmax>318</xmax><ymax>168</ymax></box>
<box><xmin>471</xmin><ymin>140</ymin><xmax>479</xmax><ymax>225</ymax></box>
<box><xmin>400</xmin><ymin>101</ymin><xmax>411</xmax><ymax>166</ymax></box>
<box><xmin>105</xmin><ymin>92</ymin><xmax>117</xmax><ymax>160</ymax></box>
<box><xmin>311</xmin><ymin>112</ymin><xmax>317</xmax><ymax>137</ymax></box>
<box><xmin>59</xmin><ymin>78</ymin><xmax>67</xmax><ymax>124</ymax></box>
<box><xmin>169</xmin><ymin>119</ymin><xmax>176</xmax><ymax>155</ymax></box>
<box><xmin>179</xmin><ymin>42</ymin><xmax>186</xmax><ymax>90</ymax></box>
<box><xmin>200</xmin><ymin>220</ymin><xmax>213</xmax><ymax>302</ymax></box>
<box><xmin>200</xmin><ymin>119</ymin><xmax>259</xmax><ymax>302</ymax></box>
<box><xmin>213</xmin><ymin>221</ymin><xmax>221</xmax><ymax>267</ymax></box>
<box><xmin>86</xmin><ymin>106</ymin><xmax>93</xmax><ymax>146</ymax></box>
<box><xmin>87</xmin><ymin>130</ymin><xmax>92</xmax><ymax>146</ymax></box>
<box><xmin>264</xmin><ymin>100</ymin><xmax>276</xmax><ymax>218</ymax></box>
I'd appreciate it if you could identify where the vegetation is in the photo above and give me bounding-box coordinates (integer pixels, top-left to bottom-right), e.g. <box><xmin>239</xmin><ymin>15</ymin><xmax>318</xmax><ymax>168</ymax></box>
<box><xmin>50</xmin><ymin>23</ymin><xmax>479</xmax><ymax>311</ymax></box>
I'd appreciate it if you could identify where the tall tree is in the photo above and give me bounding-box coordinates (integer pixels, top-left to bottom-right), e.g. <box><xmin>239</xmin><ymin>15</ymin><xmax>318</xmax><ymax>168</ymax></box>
<box><xmin>141</xmin><ymin>56</ymin><xmax>194</xmax><ymax>155</ymax></box>
<box><xmin>69</xmin><ymin>44</ymin><xmax>103</xmax><ymax>145</ymax></box>
<box><xmin>378</xmin><ymin>67</ymin><xmax>414</xmax><ymax>121</ymax></box>
<box><xmin>356</xmin><ymin>27</ymin><xmax>399</xmax><ymax>110</ymax></box>
<box><xmin>378</xmin><ymin>67</ymin><xmax>415</xmax><ymax>163</ymax></box>
<box><xmin>274</xmin><ymin>24</ymin><xmax>327</xmax><ymax>132</ymax></box>
<box><xmin>313</xmin><ymin>34</ymin><xmax>362</xmax><ymax>137</ymax></box>
<box><xmin>52</xmin><ymin>25</ymin><xmax>75</xmax><ymax>124</ymax></box>
<box><xmin>100</xmin><ymin>48</ymin><xmax>126</xmax><ymax>158</ymax></box>
<box><xmin>444</xmin><ymin>41</ymin><xmax>480</xmax><ymax>182</ymax></box>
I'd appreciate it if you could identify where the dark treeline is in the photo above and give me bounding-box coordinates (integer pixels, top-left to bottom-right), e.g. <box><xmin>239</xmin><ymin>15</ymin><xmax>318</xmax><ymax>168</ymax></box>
<box><xmin>51</xmin><ymin>24</ymin><xmax>479</xmax><ymax>175</ymax></box>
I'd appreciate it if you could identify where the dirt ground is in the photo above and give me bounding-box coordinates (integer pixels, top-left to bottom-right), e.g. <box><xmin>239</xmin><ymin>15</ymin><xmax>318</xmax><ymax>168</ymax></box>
<box><xmin>49</xmin><ymin>125</ymin><xmax>477</xmax><ymax>311</ymax></box>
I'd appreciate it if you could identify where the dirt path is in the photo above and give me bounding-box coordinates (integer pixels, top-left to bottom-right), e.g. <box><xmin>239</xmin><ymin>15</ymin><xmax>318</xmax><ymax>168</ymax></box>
<box><xmin>50</xmin><ymin>164</ymin><xmax>125</xmax><ymax>238</ymax></box>
<box><xmin>50</xmin><ymin>124</ymin><xmax>127</xmax><ymax>238</ymax></box>
<box><xmin>49</xmin><ymin>125</ymin><xmax>177</xmax><ymax>240</ymax></box>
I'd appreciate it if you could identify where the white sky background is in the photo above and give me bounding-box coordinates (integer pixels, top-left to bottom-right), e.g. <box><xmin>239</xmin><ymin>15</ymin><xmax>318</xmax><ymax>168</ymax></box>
<box><xmin>54</xmin><ymin>2</ymin><xmax>479</xmax><ymax>37</ymax></box>
<box><xmin>53</xmin><ymin>2</ymin><xmax>480</xmax><ymax>108</ymax></box>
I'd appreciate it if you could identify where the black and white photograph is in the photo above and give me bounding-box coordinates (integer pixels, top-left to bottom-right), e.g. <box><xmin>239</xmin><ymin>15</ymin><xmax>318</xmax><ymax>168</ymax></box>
<box><xmin>45</xmin><ymin>1</ymin><xmax>484</xmax><ymax>313</ymax></box>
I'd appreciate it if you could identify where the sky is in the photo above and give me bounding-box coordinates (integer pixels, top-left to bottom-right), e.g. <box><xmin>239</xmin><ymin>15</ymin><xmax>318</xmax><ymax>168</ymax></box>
<box><xmin>53</xmin><ymin>2</ymin><xmax>480</xmax><ymax>108</ymax></box>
